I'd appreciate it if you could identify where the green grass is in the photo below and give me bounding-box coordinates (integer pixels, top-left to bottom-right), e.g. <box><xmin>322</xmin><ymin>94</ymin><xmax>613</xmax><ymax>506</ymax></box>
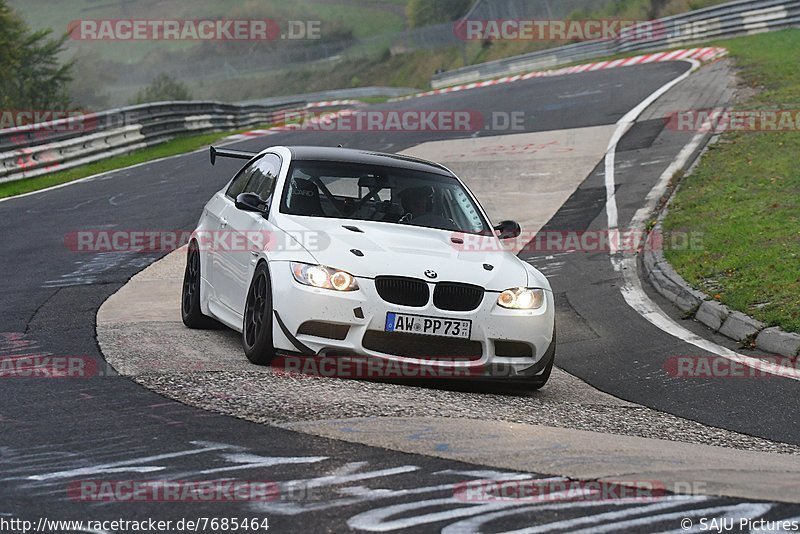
<box><xmin>0</xmin><ymin>128</ymin><xmax>252</xmax><ymax>199</ymax></box>
<box><xmin>0</xmin><ymin>97</ymin><xmax>369</xmax><ymax>199</ymax></box>
<box><xmin>663</xmin><ymin>29</ymin><xmax>800</xmax><ymax>333</ymax></box>
<box><xmin>9</xmin><ymin>0</ymin><xmax>732</xmax><ymax>105</ymax></box>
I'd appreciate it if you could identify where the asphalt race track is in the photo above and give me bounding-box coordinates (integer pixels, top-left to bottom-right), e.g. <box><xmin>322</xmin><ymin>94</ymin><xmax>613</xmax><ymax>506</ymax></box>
<box><xmin>2</xmin><ymin>60</ymin><xmax>799</xmax><ymax>531</ymax></box>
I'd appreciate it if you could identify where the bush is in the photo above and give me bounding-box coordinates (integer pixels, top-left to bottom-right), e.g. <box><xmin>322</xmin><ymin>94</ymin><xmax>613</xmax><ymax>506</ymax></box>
<box><xmin>406</xmin><ymin>0</ymin><xmax>472</xmax><ymax>28</ymax></box>
<box><xmin>130</xmin><ymin>74</ymin><xmax>192</xmax><ymax>105</ymax></box>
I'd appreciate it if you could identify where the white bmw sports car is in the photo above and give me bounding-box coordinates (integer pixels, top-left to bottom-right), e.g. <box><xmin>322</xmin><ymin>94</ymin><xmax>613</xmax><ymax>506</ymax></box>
<box><xmin>182</xmin><ymin>145</ymin><xmax>556</xmax><ymax>389</ymax></box>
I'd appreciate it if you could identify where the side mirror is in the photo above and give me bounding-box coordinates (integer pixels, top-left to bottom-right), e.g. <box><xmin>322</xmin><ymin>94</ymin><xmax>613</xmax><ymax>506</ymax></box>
<box><xmin>235</xmin><ymin>193</ymin><xmax>269</xmax><ymax>215</ymax></box>
<box><xmin>494</xmin><ymin>220</ymin><xmax>521</xmax><ymax>240</ymax></box>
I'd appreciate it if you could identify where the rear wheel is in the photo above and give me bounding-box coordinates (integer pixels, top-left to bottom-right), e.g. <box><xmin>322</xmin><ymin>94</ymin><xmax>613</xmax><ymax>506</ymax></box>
<box><xmin>242</xmin><ymin>262</ymin><xmax>277</xmax><ymax>365</ymax></box>
<box><xmin>181</xmin><ymin>242</ymin><xmax>218</xmax><ymax>329</ymax></box>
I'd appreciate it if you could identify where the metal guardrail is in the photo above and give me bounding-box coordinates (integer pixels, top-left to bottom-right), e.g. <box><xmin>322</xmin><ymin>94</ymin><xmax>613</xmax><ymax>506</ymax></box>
<box><xmin>239</xmin><ymin>86</ymin><xmax>418</xmax><ymax>107</ymax></box>
<box><xmin>432</xmin><ymin>0</ymin><xmax>800</xmax><ymax>88</ymax></box>
<box><xmin>0</xmin><ymin>100</ymin><xmax>304</xmax><ymax>184</ymax></box>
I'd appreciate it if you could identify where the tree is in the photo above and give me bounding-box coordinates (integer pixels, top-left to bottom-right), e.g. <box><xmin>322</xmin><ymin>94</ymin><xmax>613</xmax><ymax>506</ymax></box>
<box><xmin>68</xmin><ymin>49</ymin><xmax>117</xmax><ymax>110</ymax></box>
<box><xmin>406</xmin><ymin>0</ymin><xmax>473</xmax><ymax>28</ymax></box>
<box><xmin>0</xmin><ymin>0</ymin><xmax>73</xmax><ymax>113</ymax></box>
<box><xmin>130</xmin><ymin>74</ymin><xmax>192</xmax><ymax>105</ymax></box>
<box><xmin>648</xmin><ymin>0</ymin><xmax>670</xmax><ymax>19</ymax></box>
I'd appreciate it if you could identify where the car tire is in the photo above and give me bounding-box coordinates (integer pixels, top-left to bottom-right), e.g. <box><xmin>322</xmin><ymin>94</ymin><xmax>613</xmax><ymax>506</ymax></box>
<box><xmin>242</xmin><ymin>262</ymin><xmax>277</xmax><ymax>365</ymax></box>
<box><xmin>181</xmin><ymin>242</ymin><xmax>219</xmax><ymax>329</ymax></box>
<box><xmin>523</xmin><ymin>327</ymin><xmax>556</xmax><ymax>391</ymax></box>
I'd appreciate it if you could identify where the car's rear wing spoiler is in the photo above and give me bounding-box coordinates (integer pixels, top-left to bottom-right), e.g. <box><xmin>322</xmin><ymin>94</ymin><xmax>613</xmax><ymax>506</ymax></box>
<box><xmin>210</xmin><ymin>146</ymin><xmax>257</xmax><ymax>165</ymax></box>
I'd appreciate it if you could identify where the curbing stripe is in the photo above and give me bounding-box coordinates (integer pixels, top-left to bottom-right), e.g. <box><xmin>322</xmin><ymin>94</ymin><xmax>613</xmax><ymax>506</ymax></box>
<box><xmin>602</xmin><ymin>56</ymin><xmax>800</xmax><ymax>380</ymax></box>
<box><xmin>386</xmin><ymin>48</ymin><xmax>724</xmax><ymax>103</ymax></box>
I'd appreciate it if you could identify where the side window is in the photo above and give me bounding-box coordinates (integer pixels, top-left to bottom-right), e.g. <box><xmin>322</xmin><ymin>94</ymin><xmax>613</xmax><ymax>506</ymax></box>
<box><xmin>449</xmin><ymin>189</ymin><xmax>484</xmax><ymax>233</ymax></box>
<box><xmin>225</xmin><ymin>157</ymin><xmax>261</xmax><ymax>199</ymax></box>
<box><xmin>242</xmin><ymin>154</ymin><xmax>281</xmax><ymax>201</ymax></box>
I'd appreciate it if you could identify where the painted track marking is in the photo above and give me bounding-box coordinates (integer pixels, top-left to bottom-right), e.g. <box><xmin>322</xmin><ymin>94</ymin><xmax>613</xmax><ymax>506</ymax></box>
<box><xmin>603</xmin><ymin>60</ymin><xmax>800</xmax><ymax>382</ymax></box>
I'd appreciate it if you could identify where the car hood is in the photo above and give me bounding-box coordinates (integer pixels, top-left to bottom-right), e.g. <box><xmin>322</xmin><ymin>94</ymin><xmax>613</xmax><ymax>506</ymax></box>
<box><xmin>273</xmin><ymin>216</ymin><xmax>530</xmax><ymax>291</ymax></box>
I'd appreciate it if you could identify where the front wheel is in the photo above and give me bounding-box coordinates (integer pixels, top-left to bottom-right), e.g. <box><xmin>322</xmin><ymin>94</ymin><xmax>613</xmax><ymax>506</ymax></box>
<box><xmin>181</xmin><ymin>242</ymin><xmax>218</xmax><ymax>329</ymax></box>
<box><xmin>242</xmin><ymin>263</ymin><xmax>277</xmax><ymax>365</ymax></box>
<box><xmin>522</xmin><ymin>328</ymin><xmax>556</xmax><ymax>391</ymax></box>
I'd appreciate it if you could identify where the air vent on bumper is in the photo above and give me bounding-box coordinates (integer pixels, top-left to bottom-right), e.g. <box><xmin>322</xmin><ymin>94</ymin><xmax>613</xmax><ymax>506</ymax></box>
<box><xmin>494</xmin><ymin>340</ymin><xmax>533</xmax><ymax>358</ymax></box>
<box><xmin>297</xmin><ymin>321</ymin><xmax>350</xmax><ymax>341</ymax></box>
<box><xmin>363</xmin><ymin>331</ymin><xmax>482</xmax><ymax>361</ymax></box>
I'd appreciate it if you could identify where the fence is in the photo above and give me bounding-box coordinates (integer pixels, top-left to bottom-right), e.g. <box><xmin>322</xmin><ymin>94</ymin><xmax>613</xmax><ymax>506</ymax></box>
<box><xmin>432</xmin><ymin>0</ymin><xmax>800</xmax><ymax>88</ymax></box>
<box><xmin>0</xmin><ymin>100</ymin><xmax>303</xmax><ymax>184</ymax></box>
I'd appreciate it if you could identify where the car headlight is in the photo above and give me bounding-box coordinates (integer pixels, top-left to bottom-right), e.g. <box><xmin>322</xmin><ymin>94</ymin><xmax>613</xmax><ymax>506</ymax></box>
<box><xmin>497</xmin><ymin>288</ymin><xmax>545</xmax><ymax>310</ymax></box>
<box><xmin>290</xmin><ymin>262</ymin><xmax>359</xmax><ymax>291</ymax></box>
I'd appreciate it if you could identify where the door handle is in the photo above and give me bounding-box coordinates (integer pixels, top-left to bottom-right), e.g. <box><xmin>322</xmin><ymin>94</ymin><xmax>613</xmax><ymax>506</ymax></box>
<box><xmin>219</xmin><ymin>218</ymin><xmax>228</xmax><ymax>229</ymax></box>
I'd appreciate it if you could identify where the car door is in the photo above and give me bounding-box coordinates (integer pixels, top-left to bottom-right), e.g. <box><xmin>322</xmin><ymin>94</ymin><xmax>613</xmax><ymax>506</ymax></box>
<box><xmin>201</xmin><ymin>157</ymin><xmax>258</xmax><ymax>310</ymax></box>
<box><xmin>216</xmin><ymin>153</ymin><xmax>282</xmax><ymax>317</ymax></box>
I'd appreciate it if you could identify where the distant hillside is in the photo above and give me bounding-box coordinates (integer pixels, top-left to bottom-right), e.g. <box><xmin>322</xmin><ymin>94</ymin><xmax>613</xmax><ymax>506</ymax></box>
<box><xmin>8</xmin><ymin>0</ymin><xmax>733</xmax><ymax>108</ymax></box>
<box><xmin>9</xmin><ymin>0</ymin><xmax>409</xmax><ymax>63</ymax></box>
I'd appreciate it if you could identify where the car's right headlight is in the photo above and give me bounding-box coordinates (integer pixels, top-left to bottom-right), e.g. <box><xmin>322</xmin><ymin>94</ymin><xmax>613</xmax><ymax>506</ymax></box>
<box><xmin>497</xmin><ymin>288</ymin><xmax>545</xmax><ymax>310</ymax></box>
<box><xmin>290</xmin><ymin>262</ymin><xmax>359</xmax><ymax>291</ymax></box>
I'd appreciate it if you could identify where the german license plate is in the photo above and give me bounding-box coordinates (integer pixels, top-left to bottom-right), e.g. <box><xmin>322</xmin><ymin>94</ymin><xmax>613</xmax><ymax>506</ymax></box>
<box><xmin>385</xmin><ymin>313</ymin><xmax>471</xmax><ymax>339</ymax></box>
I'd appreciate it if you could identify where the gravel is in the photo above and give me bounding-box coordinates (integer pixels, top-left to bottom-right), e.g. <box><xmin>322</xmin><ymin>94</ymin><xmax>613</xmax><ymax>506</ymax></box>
<box><xmin>133</xmin><ymin>368</ymin><xmax>800</xmax><ymax>456</ymax></box>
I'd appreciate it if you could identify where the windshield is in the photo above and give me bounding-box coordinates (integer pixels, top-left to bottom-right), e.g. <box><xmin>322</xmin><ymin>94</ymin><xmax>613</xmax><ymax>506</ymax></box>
<box><xmin>279</xmin><ymin>160</ymin><xmax>492</xmax><ymax>235</ymax></box>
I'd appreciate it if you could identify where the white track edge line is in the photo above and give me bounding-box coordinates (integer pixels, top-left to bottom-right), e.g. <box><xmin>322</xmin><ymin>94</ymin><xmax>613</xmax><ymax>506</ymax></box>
<box><xmin>603</xmin><ymin>60</ymin><xmax>800</xmax><ymax>381</ymax></box>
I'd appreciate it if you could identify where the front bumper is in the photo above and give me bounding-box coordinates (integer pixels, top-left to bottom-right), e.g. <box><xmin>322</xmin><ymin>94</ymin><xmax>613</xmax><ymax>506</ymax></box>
<box><xmin>270</xmin><ymin>261</ymin><xmax>555</xmax><ymax>380</ymax></box>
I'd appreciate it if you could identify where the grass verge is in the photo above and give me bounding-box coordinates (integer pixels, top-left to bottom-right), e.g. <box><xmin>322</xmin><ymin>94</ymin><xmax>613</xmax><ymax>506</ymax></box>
<box><xmin>0</xmin><ymin>97</ymin><xmax>390</xmax><ymax>200</ymax></box>
<box><xmin>0</xmin><ymin>128</ymin><xmax>261</xmax><ymax>200</ymax></box>
<box><xmin>663</xmin><ymin>29</ymin><xmax>800</xmax><ymax>333</ymax></box>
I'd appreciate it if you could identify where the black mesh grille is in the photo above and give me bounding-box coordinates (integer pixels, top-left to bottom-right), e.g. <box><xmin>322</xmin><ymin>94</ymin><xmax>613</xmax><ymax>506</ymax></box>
<box><xmin>433</xmin><ymin>283</ymin><xmax>484</xmax><ymax>311</ymax></box>
<box><xmin>494</xmin><ymin>340</ymin><xmax>533</xmax><ymax>358</ymax></box>
<box><xmin>375</xmin><ymin>277</ymin><xmax>429</xmax><ymax>307</ymax></box>
<box><xmin>362</xmin><ymin>331</ymin><xmax>482</xmax><ymax>361</ymax></box>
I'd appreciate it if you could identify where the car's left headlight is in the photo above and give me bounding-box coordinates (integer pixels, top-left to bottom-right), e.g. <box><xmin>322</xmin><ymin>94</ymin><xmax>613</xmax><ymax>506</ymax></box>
<box><xmin>290</xmin><ymin>262</ymin><xmax>359</xmax><ymax>291</ymax></box>
<box><xmin>497</xmin><ymin>288</ymin><xmax>545</xmax><ymax>310</ymax></box>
